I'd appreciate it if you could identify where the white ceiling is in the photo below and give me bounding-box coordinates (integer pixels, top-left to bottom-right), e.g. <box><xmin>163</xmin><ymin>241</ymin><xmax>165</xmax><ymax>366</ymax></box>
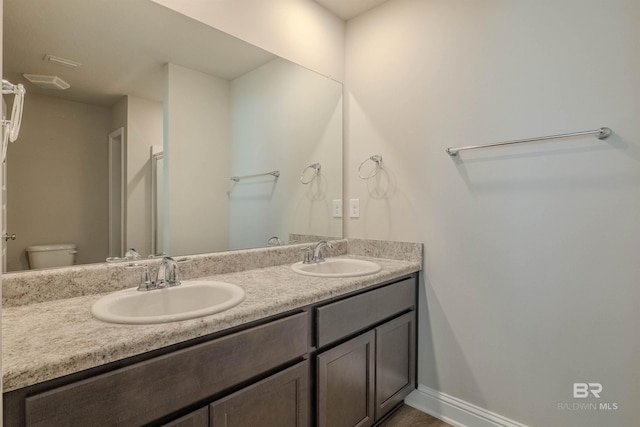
<box><xmin>3</xmin><ymin>0</ymin><xmax>275</xmax><ymax>106</ymax></box>
<box><xmin>313</xmin><ymin>0</ymin><xmax>389</xmax><ymax>20</ymax></box>
<box><xmin>4</xmin><ymin>0</ymin><xmax>389</xmax><ymax>107</ymax></box>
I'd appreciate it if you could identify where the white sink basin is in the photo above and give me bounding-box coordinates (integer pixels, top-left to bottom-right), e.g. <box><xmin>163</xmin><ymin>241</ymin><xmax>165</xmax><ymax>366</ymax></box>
<box><xmin>91</xmin><ymin>280</ymin><xmax>245</xmax><ymax>324</ymax></box>
<box><xmin>291</xmin><ymin>258</ymin><xmax>381</xmax><ymax>278</ymax></box>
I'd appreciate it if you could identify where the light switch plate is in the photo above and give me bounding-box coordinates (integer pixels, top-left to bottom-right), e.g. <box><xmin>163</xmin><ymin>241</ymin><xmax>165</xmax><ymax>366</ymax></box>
<box><xmin>332</xmin><ymin>199</ymin><xmax>343</xmax><ymax>218</ymax></box>
<box><xmin>349</xmin><ymin>199</ymin><xmax>360</xmax><ymax>218</ymax></box>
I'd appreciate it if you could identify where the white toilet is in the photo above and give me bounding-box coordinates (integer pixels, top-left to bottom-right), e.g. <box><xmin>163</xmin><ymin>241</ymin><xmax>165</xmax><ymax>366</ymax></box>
<box><xmin>26</xmin><ymin>243</ymin><xmax>78</xmax><ymax>269</ymax></box>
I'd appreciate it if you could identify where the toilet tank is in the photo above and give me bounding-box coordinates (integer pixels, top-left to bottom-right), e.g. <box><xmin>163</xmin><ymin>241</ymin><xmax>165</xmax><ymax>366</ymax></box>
<box><xmin>26</xmin><ymin>243</ymin><xmax>77</xmax><ymax>269</ymax></box>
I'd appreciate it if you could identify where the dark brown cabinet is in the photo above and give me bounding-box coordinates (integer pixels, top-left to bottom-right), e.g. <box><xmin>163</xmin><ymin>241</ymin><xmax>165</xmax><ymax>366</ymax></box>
<box><xmin>5</xmin><ymin>274</ymin><xmax>417</xmax><ymax>427</ymax></box>
<box><xmin>315</xmin><ymin>278</ymin><xmax>417</xmax><ymax>427</ymax></box>
<box><xmin>13</xmin><ymin>312</ymin><xmax>309</xmax><ymax>427</ymax></box>
<box><xmin>210</xmin><ymin>361</ymin><xmax>309</xmax><ymax>427</ymax></box>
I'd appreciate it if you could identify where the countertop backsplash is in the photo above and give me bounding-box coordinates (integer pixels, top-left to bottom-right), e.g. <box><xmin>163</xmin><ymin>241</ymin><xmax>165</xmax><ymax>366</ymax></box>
<box><xmin>2</xmin><ymin>238</ymin><xmax>422</xmax><ymax>308</ymax></box>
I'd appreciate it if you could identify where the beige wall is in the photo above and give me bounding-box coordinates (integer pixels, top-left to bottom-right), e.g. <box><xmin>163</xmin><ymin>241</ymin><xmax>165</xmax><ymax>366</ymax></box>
<box><xmin>111</xmin><ymin>97</ymin><xmax>127</xmax><ymax>133</ymax></box>
<box><xmin>151</xmin><ymin>0</ymin><xmax>345</xmax><ymax>83</ymax></box>
<box><xmin>346</xmin><ymin>1</ymin><xmax>640</xmax><ymax>426</ymax></box>
<box><xmin>6</xmin><ymin>93</ymin><xmax>110</xmax><ymax>270</ymax></box>
<box><xmin>164</xmin><ymin>63</ymin><xmax>231</xmax><ymax>256</ymax></box>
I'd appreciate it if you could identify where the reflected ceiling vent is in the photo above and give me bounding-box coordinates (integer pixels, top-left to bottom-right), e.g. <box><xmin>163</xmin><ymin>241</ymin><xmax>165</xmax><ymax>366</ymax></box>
<box><xmin>23</xmin><ymin>74</ymin><xmax>70</xmax><ymax>90</ymax></box>
<box><xmin>43</xmin><ymin>54</ymin><xmax>81</xmax><ymax>69</ymax></box>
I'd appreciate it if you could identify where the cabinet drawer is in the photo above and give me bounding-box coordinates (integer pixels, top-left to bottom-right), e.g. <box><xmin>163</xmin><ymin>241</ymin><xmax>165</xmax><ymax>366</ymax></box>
<box><xmin>25</xmin><ymin>312</ymin><xmax>308</xmax><ymax>427</ymax></box>
<box><xmin>316</xmin><ymin>277</ymin><xmax>415</xmax><ymax>348</ymax></box>
<box><xmin>162</xmin><ymin>407</ymin><xmax>208</xmax><ymax>427</ymax></box>
<box><xmin>210</xmin><ymin>361</ymin><xmax>309</xmax><ymax>427</ymax></box>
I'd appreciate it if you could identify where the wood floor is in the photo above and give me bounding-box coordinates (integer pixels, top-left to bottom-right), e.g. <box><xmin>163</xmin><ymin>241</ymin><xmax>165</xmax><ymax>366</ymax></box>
<box><xmin>379</xmin><ymin>405</ymin><xmax>454</xmax><ymax>427</ymax></box>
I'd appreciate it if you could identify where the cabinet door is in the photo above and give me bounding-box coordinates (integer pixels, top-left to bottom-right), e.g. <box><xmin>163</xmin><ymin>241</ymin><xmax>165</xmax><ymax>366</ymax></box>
<box><xmin>375</xmin><ymin>311</ymin><xmax>415</xmax><ymax>420</ymax></box>
<box><xmin>317</xmin><ymin>331</ymin><xmax>375</xmax><ymax>427</ymax></box>
<box><xmin>210</xmin><ymin>361</ymin><xmax>309</xmax><ymax>427</ymax></box>
<box><xmin>162</xmin><ymin>407</ymin><xmax>208</xmax><ymax>427</ymax></box>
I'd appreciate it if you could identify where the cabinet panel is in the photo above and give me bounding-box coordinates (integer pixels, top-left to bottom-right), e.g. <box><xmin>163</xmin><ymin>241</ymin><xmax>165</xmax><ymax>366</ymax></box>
<box><xmin>375</xmin><ymin>311</ymin><xmax>415</xmax><ymax>420</ymax></box>
<box><xmin>210</xmin><ymin>361</ymin><xmax>309</xmax><ymax>427</ymax></box>
<box><xmin>317</xmin><ymin>331</ymin><xmax>375</xmax><ymax>427</ymax></box>
<box><xmin>316</xmin><ymin>278</ymin><xmax>414</xmax><ymax>348</ymax></box>
<box><xmin>162</xmin><ymin>407</ymin><xmax>208</xmax><ymax>427</ymax></box>
<box><xmin>25</xmin><ymin>312</ymin><xmax>308</xmax><ymax>427</ymax></box>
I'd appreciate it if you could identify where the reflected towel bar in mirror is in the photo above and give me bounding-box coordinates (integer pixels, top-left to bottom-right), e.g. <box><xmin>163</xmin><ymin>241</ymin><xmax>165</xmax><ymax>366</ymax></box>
<box><xmin>230</xmin><ymin>171</ymin><xmax>280</xmax><ymax>182</ymax></box>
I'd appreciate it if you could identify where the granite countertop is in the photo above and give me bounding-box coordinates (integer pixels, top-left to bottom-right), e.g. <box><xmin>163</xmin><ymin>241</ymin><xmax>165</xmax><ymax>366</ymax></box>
<box><xmin>2</xmin><ymin>255</ymin><xmax>420</xmax><ymax>392</ymax></box>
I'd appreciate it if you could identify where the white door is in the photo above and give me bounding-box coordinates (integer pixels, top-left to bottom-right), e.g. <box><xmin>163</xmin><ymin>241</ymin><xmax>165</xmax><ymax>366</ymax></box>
<box><xmin>2</xmin><ymin>80</ymin><xmax>26</xmax><ymax>272</ymax></box>
<box><xmin>2</xmin><ymin>98</ymin><xmax>8</xmax><ymax>272</ymax></box>
<box><xmin>108</xmin><ymin>127</ymin><xmax>126</xmax><ymax>258</ymax></box>
<box><xmin>2</xmin><ymin>157</ymin><xmax>6</xmax><ymax>272</ymax></box>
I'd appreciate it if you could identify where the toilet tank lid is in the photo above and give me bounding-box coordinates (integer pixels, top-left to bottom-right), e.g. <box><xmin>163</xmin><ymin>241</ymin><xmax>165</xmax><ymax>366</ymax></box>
<box><xmin>26</xmin><ymin>243</ymin><xmax>77</xmax><ymax>252</ymax></box>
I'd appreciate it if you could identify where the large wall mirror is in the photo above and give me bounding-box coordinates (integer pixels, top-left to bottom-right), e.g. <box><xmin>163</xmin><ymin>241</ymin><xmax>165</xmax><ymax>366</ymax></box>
<box><xmin>2</xmin><ymin>0</ymin><xmax>343</xmax><ymax>272</ymax></box>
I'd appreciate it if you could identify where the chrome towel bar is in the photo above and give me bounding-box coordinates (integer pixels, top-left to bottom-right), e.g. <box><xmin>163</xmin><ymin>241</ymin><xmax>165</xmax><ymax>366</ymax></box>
<box><xmin>230</xmin><ymin>170</ymin><xmax>280</xmax><ymax>182</ymax></box>
<box><xmin>446</xmin><ymin>127</ymin><xmax>612</xmax><ymax>156</ymax></box>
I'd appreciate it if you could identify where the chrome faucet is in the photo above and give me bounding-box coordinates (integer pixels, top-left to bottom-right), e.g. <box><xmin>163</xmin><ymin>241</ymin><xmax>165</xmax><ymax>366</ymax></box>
<box><xmin>303</xmin><ymin>247</ymin><xmax>314</xmax><ymax>264</ymax></box>
<box><xmin>132</xmin><ymin>264</ymin><xmax>154</xmax><ymax>291</ymax></box>
<box><xmin>304</xmin><ymin>240</ymin><xmax>333</xmax><ymax>264</ymax></box>
<box><xmin>155</xmin><ymin>257</ymin><xmax>180</xmax><ymax>288</ymax></box>
<box><xmin>106</xmin><ymin>248</ymin><xmax>142</xmax><ymax>263</ymax></box>
<box><xmin>127</xmin><ymin>256</ymin><xmax>181</xmax><ymax>291</ymax></box>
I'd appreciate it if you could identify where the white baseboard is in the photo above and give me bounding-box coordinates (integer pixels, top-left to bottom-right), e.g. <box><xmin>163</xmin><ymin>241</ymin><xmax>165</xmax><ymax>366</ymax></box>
<box><xmin>404</xmin><ymin>384</ymin><xmax>529</xmax><ymax>427</ymax></box>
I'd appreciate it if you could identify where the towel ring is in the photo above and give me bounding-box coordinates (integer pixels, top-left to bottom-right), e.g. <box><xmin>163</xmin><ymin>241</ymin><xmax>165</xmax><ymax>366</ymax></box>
<box><xmin>267</xmin><ymin>236</ymin><xmax>283</xmax><ymax>246</ymax></box>
<box><xmin>300</xmin><ymin>163</ymin><xmax>321</xmax><ymax>184</ymax></box>
<box><xmin>358</xmin><ymin>155</ymin><xmax>383</xmax><ymax>179</ymax></box>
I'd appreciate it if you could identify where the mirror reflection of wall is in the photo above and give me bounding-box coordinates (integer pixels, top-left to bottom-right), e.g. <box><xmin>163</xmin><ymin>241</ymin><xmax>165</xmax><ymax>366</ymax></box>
<box><xmin>7</xmin><ymin>93</ymin><xmax>112</xmax><ymax>270</ymax></box>
<box><xmin>3</xmin><ymin>0</ymin><xmax>343</xmax><ymax>272</ymax></box>
<box><xmin>164</xmin><ymin>63</ymin><xmax>231</xmax><ymax>257</ymax></box>
<box><xmin>229</xmin><ymin>58</ymin><xmax>343</xmax><ymax>250</ymax></box>
<box><xmin>163</xmin><ymin>59</ymin><xmax>342</xmax><ymax>255</ymax></box>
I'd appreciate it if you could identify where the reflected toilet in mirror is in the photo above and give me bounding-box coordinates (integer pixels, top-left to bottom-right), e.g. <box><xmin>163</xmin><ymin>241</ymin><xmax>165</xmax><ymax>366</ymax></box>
<box><xmin>25</xmin><ymin>243</ymin><xmax>77</xmax><ymax>269</ymax></box>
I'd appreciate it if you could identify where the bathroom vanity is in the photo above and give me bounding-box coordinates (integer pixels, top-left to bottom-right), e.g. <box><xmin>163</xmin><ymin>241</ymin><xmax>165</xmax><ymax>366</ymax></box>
<box><xmin>2</xmin><ymin>241</ymin><xmax>422</xmax><ymax>427</ymax></box>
